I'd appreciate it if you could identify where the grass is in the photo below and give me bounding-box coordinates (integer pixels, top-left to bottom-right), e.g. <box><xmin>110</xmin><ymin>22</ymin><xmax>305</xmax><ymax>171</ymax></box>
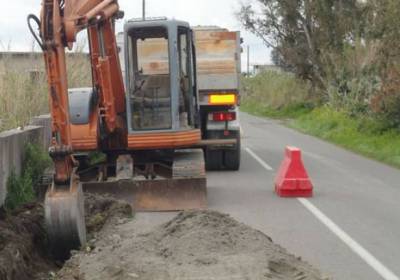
<box><xmin>241</xmin><ymin>71</ymin><xmax>400</xmax><ymax>169</ymax></box>
<box><xmin>5</xmin><ymin>143</ymin><xmax>51</xmax><ymax>210</ymax></box>
<box><xmin>291</xmin><ymin>107</ymin><xmax>400</xmax><ymax>167</ymax></box>
<box><xmin>0</xmin><ymin>52</ymin><xmax>91</xmax><ymax>132</ymax></box>
<box><xmin>241</xmin><ymin>70</ymin><xmax>312</xmax><ymax>109</ymax></box>
<box><xmin>0</xmin><ymin>56</ymin><xmax>48</xmax><ymax>131</ymax></box>
<box><xmin>241</xmin><ymin>101</ymin><xmax>313</xmax><ymax>119</ymax></box>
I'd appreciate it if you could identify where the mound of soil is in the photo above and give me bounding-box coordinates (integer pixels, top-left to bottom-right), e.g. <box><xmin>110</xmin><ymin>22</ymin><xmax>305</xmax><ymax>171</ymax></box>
<box><xmin>58</xmin><ymin>211</ymin><xmax>327</xmax><ymax>280</ymax></box>
<box><xmin>84</xmin><ymin>194</ymin><xmax>133</xmax><ymax>236</ymax></box>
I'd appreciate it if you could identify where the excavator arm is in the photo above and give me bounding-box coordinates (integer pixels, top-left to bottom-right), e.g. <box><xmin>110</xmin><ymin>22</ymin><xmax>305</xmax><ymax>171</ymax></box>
<box><xmin>28</xmin><ymin>0</ymin><xmax>126</xmax><ymax>259</ymax></box>
<box><xmin>28</xmin><ymin>0</ymin><xmax>125</xmax><ymax>184</ymax></box>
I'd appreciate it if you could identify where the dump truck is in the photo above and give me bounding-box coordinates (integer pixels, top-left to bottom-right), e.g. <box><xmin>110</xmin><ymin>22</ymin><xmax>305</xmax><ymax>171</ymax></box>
<box><xmin>194</xmin><ymin>26</ymin><xmax>242</xmax><ymax>171</ymax></box>
<box><xmin>118</xmin><ymin>25</ymin><xmax>242</xmax><ymax>171</ymax></box>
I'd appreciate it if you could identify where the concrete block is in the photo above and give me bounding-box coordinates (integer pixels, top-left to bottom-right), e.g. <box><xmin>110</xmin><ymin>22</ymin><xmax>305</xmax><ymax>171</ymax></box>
<box><xmin>0</xmin><ymin>126</ymin><xmax>45</xmax><ymax>205</ymax></box>
<box><xmin>30</xmin><ymin>115</ymin><xmax>51</xmax><ymax>148</ymax></box>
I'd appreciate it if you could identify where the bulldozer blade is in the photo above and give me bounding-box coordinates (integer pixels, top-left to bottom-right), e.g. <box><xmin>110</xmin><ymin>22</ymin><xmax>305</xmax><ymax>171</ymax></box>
<box><xmin>83</xmin><ymin>177</ymin><xmax>207</xmax><ymax>211</ymax></box>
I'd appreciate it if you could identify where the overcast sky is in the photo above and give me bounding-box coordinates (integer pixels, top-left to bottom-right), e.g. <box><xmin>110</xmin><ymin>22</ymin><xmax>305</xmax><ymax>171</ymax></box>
<box><xmin>0</xmin><ymin>0</ymin><xmax>271</xmax><ymax>66</ymax></box>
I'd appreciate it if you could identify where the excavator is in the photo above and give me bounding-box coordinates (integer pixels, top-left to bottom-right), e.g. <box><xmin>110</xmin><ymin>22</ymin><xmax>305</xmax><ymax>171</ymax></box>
<box><xmin>27</xmin><ymin>0</ymin><xmax>236</xmax><ymax>259</ymax></box>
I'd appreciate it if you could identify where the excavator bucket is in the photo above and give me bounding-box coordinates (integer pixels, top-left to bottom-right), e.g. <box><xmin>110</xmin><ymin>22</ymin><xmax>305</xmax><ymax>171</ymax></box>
<box><xmin>83</xmin><ymin>149</ymin><xmax>207</xmax><ymax>211</ymax></box>
<box><xmin>44</xmin><ymin>175</ymin><xmax>86</xmax><ymax>260</ymax></box>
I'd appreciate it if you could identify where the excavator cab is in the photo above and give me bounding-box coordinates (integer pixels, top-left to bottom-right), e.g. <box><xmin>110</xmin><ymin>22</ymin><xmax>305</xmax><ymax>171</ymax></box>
<box><xmin>124</xmin><ymin>19</ymin><xmax>198</xmax><ymax>133</ymax></box>
<box><xmin>83</xmin><ymin>19</ymin><xmax>207</xmax><ymax>213</ymax></box>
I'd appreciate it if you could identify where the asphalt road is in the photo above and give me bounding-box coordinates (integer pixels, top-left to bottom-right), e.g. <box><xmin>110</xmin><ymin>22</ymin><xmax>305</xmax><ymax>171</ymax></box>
<box><xmin>134</xmin><ymin>111</ymin><xmax>400</xmax><ymax>279</ymax></box>
<box><xmin>205</xmin><ymin>112</ymin><xmax>400</xmax><ymax>280</ymax></box>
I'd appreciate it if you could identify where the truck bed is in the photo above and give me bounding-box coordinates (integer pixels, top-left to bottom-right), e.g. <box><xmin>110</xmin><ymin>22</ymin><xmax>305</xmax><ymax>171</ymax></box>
<box><xmin>194</xmin><ymin>28</ymin><xmax>241</xmax><ymax>94</ymax></box>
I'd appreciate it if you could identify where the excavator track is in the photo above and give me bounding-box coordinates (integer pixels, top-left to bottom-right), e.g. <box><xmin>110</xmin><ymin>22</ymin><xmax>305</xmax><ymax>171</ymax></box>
<box><xmin>44</xmin><ymin>177</ymin><xmax>86</xmax><ymax>260</ymax></box>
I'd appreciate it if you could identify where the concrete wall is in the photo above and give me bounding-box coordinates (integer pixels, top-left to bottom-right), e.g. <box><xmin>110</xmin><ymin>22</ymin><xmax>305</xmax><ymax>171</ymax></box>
<box><xmin>0</xmin><ymin>115</ymin><xmax>51</xmax><ymax>205</ymax></box>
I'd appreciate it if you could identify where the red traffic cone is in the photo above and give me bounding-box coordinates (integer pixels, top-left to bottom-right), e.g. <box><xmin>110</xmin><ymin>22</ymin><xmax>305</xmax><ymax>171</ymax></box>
<box><xmin>275</xmin><ymin>147</ymin><xmax>313</xmax><ymax>197</ymax></box>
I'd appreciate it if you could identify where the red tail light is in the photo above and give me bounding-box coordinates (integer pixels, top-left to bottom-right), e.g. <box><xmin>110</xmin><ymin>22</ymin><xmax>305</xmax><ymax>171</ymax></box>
<box><xmin>212</xmin><ymin>112</ymin><xmax>236</xmax><ymax>122</ymax></box>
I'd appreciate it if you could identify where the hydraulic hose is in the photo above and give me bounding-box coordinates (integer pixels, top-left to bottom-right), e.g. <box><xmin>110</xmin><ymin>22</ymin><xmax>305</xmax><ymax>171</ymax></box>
<box><xmin>27</xmin><ymin>14</ymin><xmax>45</xmax><ymax>51</ymax></box>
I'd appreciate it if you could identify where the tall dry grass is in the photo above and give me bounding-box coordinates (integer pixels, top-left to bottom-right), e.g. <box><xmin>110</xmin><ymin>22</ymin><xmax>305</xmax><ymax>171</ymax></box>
<box><xmin>0</xmin><ymin>52</ymin><xmax>91</xmax><ymax>132</ymax></box>
<box><xmin>241</xmin><ymin>70</ymin><xmax>312</xmax><ymax>109</ymax></box>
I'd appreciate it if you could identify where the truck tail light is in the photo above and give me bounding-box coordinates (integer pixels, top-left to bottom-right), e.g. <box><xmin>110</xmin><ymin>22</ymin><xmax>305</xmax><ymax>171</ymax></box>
<box><xmin>212</xmin><ymin>112</ymin><xmax>236</xmax><ymax>122</ymax></box>
<box><xmin>208</xmin><ymin>94</ymin><xmax>237</xmax><ymax>105</ymax></box>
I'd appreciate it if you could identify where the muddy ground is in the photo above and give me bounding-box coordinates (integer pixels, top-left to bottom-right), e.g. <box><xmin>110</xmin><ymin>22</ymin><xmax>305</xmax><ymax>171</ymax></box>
<box><xmin>0</xmin><ymin>194</ymin><xmax>132</xmax><ymax>280</ymax></box>
<box><xmin>0</xmin><ymin>195</ymin><xmax>328</xmax><ymax>280</ymax></box>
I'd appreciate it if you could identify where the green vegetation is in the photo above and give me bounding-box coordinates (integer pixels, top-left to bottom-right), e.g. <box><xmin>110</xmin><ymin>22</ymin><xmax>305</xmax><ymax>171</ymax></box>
<box><xmin>0</xmin><ymin>57</ymin><xmax>48</xmax><ymax>132</ymax></box>
<box><xmin>0</xmin><ymin>51</ymin><xmax>91</xmax><ymax>132</ymax></box>
<box><xmin>5</xmin><ymin>143</ymin><xmax>51</xmax><ymax>210</ymax></box>
<box><xmin>241</xmin><ymin>71</ymin><xmax>314</xmax><ymax>118</ymax></box>
<box><xmin>238</xmin><ymin>0</ymin><xmax>400</xmax><ymax>128</ymax></box>
<box><xmin>292</xmin><ymin>108</ymin><xmax>400</xmax><ymax>167</ymax></box>
<box><xmin>241</xmin><ymin>71</ymin><xmax>400</xmax><ymax>168</ymax></box>
<box><xmin>238</xmin><ymin>1</ymin><xmax>400</xmax><ymax>168</ymax></box>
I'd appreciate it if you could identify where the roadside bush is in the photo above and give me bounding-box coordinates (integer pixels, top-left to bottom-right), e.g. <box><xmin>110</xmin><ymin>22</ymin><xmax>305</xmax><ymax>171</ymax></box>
<box><xmin>241</xmin><ymin>70</ymin><xmax>314</xmax><ymax>113</ymax></box>
<box><xmin>5</xmin><ymin>143</ymin><xmax>51</xmax><ymax>210</ymax></box>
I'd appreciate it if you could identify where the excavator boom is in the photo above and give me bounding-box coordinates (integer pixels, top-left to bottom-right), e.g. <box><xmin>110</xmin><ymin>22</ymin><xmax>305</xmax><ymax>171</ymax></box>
<box><xmin>28</xmin><ymin>0</ymin><xmax>126</xmax><ymax>259</ymax></box>
<box><xmin>31</xmin><ymin>0</ymin><xmax>125</xmax><ymax>184</ymax></box>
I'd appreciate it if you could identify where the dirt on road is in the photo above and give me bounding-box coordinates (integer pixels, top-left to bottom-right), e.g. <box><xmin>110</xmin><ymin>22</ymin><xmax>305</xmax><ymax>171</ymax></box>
<box><xmin>0</xmin><ymin>194</ymin><xmax>327</xmax><ymax>280</ymax></box>
<box><xmin>58</xmin><ymin>210</ymin><xmax>327</xmax><ymax>280</ymax></box>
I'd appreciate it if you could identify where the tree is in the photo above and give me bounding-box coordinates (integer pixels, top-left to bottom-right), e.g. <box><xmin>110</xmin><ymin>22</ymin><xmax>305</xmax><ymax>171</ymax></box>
<box><xmin>237</xmin><ymin>0</ymin><xmax>362</xmax><ymax>93</ymax></box>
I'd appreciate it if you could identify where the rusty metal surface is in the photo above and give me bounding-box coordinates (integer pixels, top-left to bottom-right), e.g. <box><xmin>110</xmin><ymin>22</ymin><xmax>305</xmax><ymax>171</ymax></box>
<box><xmin>83</xmin><ymin>178</ymin><xmax>207</xmax><ymax>211</ymax></box>
<box><xmin>84</xmin><ymin>149</ymin><xmax>207</xmax><ymax>212</ymax></box>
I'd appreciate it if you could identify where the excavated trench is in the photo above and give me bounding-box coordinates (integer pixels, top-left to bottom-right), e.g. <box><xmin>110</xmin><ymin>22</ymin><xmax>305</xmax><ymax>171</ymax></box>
<box><xmin>0</xmin><ymin>194</ymin><xmax>132</xmax><ymax>280</ymax></box>
<box><xmin>0</xmin><ymin>195</ymin><xmax>328</xmax><ymax>280</ymax></box>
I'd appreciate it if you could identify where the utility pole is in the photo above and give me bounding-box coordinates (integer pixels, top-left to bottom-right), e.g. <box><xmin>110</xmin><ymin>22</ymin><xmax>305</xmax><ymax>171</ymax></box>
<box><xmin>247</xmin><ymin>45</ymin><xmax>250</xmax><ymax>76</ymax></box>
<box><xmin>142</xmin><ymin>0</ymin><xmax>146</xmax><ymax>20</ymax></box>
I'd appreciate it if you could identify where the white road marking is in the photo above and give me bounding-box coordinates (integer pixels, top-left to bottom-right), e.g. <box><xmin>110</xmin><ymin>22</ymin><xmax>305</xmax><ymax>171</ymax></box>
<box><xmin>247</xmin><ymin>148</ymin><xmax>400</xmax><ymax>280</ymax></box>
<box><xmin>298</xmin><ymin>198</ymin><xmax>399</xmax><ymax>280</ymax></box>
<box><xmin>245</xmin><ymin>147</ymin><xmax>273</xmax><ymax>171</ymax></box>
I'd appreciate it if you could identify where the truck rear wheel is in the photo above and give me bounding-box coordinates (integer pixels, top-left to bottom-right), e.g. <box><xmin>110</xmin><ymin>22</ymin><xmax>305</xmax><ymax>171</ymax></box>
<box><xmin>223</xmin><ymin>135</ymin><xmax>241</xmax><ymax>171</ymax></box>
<box><xmin>205</xmin><ymin>149</ymin><xmax>224</xmax><ymax>171</ymax></box>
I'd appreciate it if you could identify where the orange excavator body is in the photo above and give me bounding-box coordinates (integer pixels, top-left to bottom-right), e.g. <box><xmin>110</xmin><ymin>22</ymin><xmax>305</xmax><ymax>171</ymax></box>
<box><xmin>28</xmin><ymin>0</ymin><xmax>207</xmax><ymax>259</ymax></box>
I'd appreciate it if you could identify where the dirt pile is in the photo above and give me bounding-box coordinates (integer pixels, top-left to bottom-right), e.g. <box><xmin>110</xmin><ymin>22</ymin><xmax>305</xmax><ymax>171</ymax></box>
<box><xmin>58</xmin><ymin>211</ymin><xmax>327</xmax><ymax>280</ymax></box>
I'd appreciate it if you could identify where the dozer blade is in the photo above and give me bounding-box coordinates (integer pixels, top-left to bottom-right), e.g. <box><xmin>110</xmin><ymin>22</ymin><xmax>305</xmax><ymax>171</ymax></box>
<box><xmin>44</xmin><ymin>178</ymin><xmax>86</xmax><ymax>260</ymax></box>
<box><xmin>83</xmin><ymin>149</ymin><xmax>207</xmax><ymax>212</ymax></box>
<box><xmin>83</xmin><ymin>177</ymin><xmax>207</xmax><ymax>211</ymax></box>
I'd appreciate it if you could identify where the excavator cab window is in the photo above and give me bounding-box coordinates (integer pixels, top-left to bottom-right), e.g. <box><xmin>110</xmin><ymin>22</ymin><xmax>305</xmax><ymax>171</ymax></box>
<box><xmin>125</xmin><ymin>21</ymin><xmax>198</xmax><ymax>133</ymax></box>
<box><xmin>127</xmin><ymin>27</ymin><xmax>172</xmax><ymax>131</ymax></box>
<box><xmin>178</xmin><ymin>27</ymin><xmax>194</xmax><ymax>128</ymax></box>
